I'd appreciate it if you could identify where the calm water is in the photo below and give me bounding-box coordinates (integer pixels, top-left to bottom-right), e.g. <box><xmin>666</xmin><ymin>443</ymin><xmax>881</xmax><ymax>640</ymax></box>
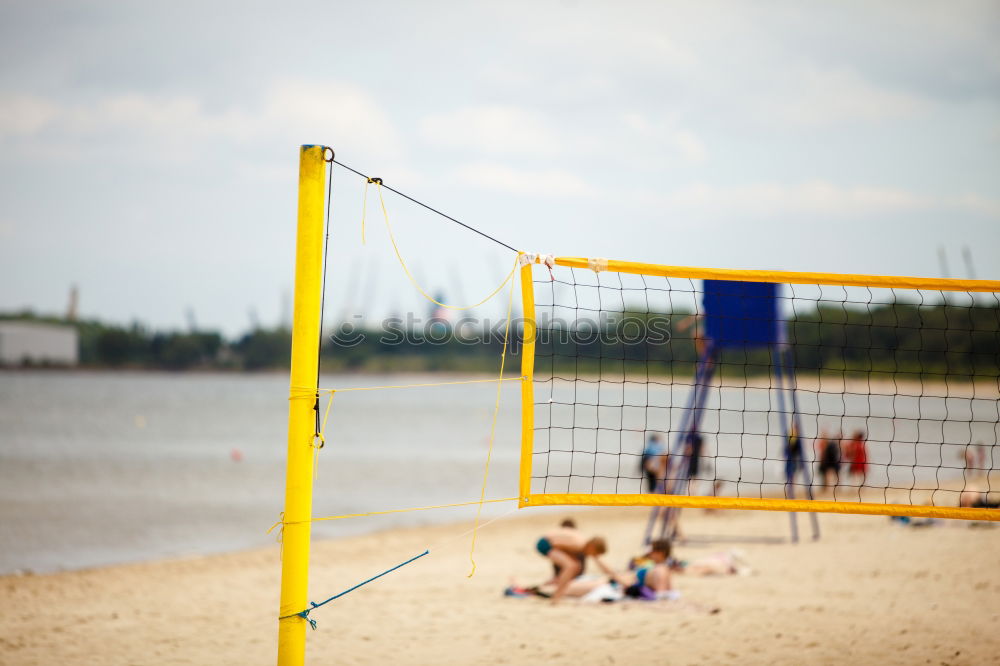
<box><xmin>531</xmin><ymin>377</ymin><xmax>999</xmax><ymax>497</ymax></box>
<box><xmin>1</xmin><ymin>371</ymin><xmax>996</xmax><ymax>574</ymax></box>
<box><xmin>0</xmin><ymin>371</ymin><xmax>521</xmax><ymax>574</ymax></box>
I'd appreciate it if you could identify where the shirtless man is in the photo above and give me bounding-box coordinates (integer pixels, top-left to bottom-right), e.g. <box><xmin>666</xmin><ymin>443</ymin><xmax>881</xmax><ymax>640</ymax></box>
<box><xmin>535</xmin><ymin>525</ymin><xmax>617</xmax><ymax>602</ymax></box>
<box><xmin>528</xmin><ymin>539</ymin><xmax>676</xmax><ymax>602</ymax></box>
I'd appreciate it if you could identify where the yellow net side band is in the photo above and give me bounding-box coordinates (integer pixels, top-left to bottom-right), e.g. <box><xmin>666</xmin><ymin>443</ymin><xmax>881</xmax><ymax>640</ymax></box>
<box><xmin>522</xmin><ymin>493</ymin><xmax>999</xmax><ymax>521</ymax></box>
<box><xmin>518</xmin><ymin>261</ymin><xmax>537</xmax><ymax>504</ymax></box>
<box><xmin>554</xmin><ymin>257</ymin><xmax>1000</xmax><ymax>293</ymax></box>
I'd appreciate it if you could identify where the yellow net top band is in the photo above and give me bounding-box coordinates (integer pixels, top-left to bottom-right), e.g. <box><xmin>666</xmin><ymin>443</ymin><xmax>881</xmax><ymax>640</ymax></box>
<box><xmin>553</xmin><ymin>256</ymin><xmax>1000</xmax><ymax>293</ymax></box>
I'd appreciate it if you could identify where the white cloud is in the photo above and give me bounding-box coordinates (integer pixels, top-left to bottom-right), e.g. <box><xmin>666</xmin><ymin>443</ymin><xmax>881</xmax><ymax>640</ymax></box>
<box><xmin>673</xmin><ymin>130</ymin><xmax>708</xmax><ymax>164</ymax></box>
<box><xmin>454</xmin><ymin>161</ymin><xmax>591</xmax><ymax>198</ymax></box>
<box><xmin>762</xmin><ymin>67</ymin><xmax>929</xmax><ymax>126</ymax></box>
<box><xmin>503</xmin><ymin>8</ymin><xmax>934</xmax><ymax>129</ymax></box>
<box><xmin>951</xmin><ymin>193</ymin><xmax>1000</xmax><ymax>218</ymax></box>
<box><xmin>0</xmin><ymin>94</ymin><xmax>61</xmax><ymax>137</ymax></box>
<box><xmin>0</xmin><ymin>81</ymin><xmax>404</xmax><ymax>164</ymax></box>
<box><xmin>622</xmin><ymin>113</ymin><xmax>708</xmax><ymax>164</ymax></box>
<box><xmin>0</xmin><ymin>92</ymin><xmax>251</xmax><ymax>143</ymax></box>
<box><xmin>420</xmin><ymin>106</ymin><xmax>562</xmax><ymax>156</ymax></box>
<box><xmin>515</xmin><ymin>5</ymin><xmax>701</xmax><ymax>74</ymax></box>
<box><xmin>70</xmin><ymin>94</ymin><xmax>253</xmax><ymax>143</ymax></box>
<box><xmin>261</xmin><ymin>81</ymin><xmax>402</xmax><ymax>163</ymax></box>
<box><xmin>643</xmin><ymin>181</ymin><xmax>1000</xmax><ymax>218</ymax></box>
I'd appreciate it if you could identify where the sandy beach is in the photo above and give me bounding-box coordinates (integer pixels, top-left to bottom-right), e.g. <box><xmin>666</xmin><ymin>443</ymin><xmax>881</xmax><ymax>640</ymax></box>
<box><xmin>2</xmin><ymin>506</ymin><xmax>998</xmax><ymax>665</ymax></box>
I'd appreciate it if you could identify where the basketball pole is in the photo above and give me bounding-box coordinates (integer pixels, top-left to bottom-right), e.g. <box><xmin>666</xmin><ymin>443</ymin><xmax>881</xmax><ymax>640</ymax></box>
<box><xmin>277</xmin><ymin>144</ymin><xmax>327</xmax><ymax>666</ymax></box>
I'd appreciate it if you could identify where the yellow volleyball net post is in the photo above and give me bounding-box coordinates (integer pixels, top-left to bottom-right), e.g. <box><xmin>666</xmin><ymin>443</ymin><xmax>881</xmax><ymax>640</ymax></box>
<box><xmin>277</xmin><ymin>144</ymin><xmax>327</xmax><ymax>666</ymax></box>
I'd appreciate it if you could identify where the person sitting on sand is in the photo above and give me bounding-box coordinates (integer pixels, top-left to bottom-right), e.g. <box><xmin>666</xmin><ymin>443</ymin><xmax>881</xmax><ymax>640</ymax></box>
<box><xmin>624</xmin><ymin>538</ymin><xmax>676</xmax><ymax>599</ymax></box>
<box><xmin>535</xmin><ymin>527</ymin><xmax>617</xmax><ymax>602</ymax></box>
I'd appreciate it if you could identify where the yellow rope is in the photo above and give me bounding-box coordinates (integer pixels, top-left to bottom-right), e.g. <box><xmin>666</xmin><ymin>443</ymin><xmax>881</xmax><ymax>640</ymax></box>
<box><xmin>288</xmin><ymin>377</ymin><xmax>522</xmax><ymax>482</ymax></box>
<box><xmin>307</xmin><ymin>390</ymin><xmax>337</xmax><ymax>448</ymax></box>
<box><xmin>305</xmin><ymin>390</ymin><xmax>336</xmax><ymax>480</ymax></box>
<box><xmin>270</xmin><ymin>497</ymin><xmax>520</xmax><ymax>530</ymax></box>
<box><xmin>367</xmin><ymin>179</ymin><xmax>517</xmax><ymax>310</ymax></box>
<box><xmin>329</xmin><ymin>377</ymin><xmax>522</xmax><ymax>392</ymax></box>
<box><xmin>289</xmin><ymin>377</ymin><xmax>522</xmax><ymax>401</ymax></box>
<box><xmin>275</xmin><ymin>182</ymin><xmax>522</xmax><ymax>570</ymax></box>
<box><xmin>433</xmin><ymin>505</ymin><xmax>521</xmax><ymax>550</ymax></box>
<box><xmin>321</xmin><ymin>390</ymin><xmax>335</xmax><ymax>438</ymax></box>
<box><xmin>467</xmin><ymin>256</ymin><xmax>519</xmax><ymax>578</ymax></box>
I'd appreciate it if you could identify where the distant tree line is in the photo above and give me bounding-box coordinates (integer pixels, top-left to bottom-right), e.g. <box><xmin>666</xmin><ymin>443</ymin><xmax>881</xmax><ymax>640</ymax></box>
<box><xmin>535</xmin><ymin>301</ymin><xmax>1000</xmax><ymax>380</ymax></box>
<box><xmin>0</xmin><ymin>311</ymin><xmax>513</xmax><ymax>371</ymax></box>
<box><xmin>788</xmin><ymin>302</ymin><xmax>1000</xmax><ymax>377</ymax></box>
<box><xmin>0</xmin><ymin>311</ymin><xmax>290</xmax><ymax>370</ymax></box>
<box><xmin>1</xmin><ymin>301</ymin><xmax>997</xmax><ymax>377</ymax></box>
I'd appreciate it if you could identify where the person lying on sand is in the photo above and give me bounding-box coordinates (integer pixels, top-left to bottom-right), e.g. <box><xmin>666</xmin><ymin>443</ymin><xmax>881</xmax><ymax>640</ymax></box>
<box><xmin>959</xmin><ymin>482</ymin><xmax>1000</xmax><ymax>509</ymax></box>
<box><xmin>671</xmin><ymin>549</ymin><xmax>752</xmax><ymax>576</ymax></box>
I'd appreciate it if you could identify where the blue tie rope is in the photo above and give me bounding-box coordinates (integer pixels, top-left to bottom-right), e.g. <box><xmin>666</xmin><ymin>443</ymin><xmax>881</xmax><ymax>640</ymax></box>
<box><xmin>280</xmin><ymin>549</ymin><xmax>430</xmax><ymax>630</ymax></box>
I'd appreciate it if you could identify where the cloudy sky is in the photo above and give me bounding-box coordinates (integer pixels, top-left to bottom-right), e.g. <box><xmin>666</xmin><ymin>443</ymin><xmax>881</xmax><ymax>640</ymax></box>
<box><xmin>1</xmin><ymin>1</ymin><xmax>998</xmax><ymax>336</ymax></box>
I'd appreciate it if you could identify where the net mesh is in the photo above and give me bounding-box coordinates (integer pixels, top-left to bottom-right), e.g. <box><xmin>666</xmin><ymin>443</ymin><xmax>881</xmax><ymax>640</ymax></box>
<box><xmin>521</xmin><ymin>260</ymin><xmax>1000</xmax><ymax>517</ymax></box>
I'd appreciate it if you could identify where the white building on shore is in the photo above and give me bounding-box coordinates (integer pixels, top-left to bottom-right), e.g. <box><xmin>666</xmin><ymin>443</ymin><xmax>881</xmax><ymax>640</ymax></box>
<box><xmin>0</xmin><ymin>321</ymin><xmax>79</xmax><ymax>366</ymax></box>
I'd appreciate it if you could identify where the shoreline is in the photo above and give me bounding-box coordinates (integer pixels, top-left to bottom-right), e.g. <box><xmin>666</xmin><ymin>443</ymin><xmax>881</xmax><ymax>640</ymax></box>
<box><xmin>4</xmin><ymin>364</ymin><xmax>998</xmax><ymax>383</ymax></box>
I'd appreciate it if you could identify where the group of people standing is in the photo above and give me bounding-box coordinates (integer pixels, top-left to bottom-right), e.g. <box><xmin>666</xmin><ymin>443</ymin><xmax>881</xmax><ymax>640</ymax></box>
<box><xmin>779</xmin><ymin>427</ymin><xmax>870</xmax><ymax>489</ymax></box>
<box><xmin>814</xmin><ymin>430</ymin><xmax>869</xmax><ymax>487</ymax></box>
<box><xmin>641</xmin><ymin>428</ymin><xmax>870</xmax><ymax>494</ymax></box>
<box><xmin>640</xmin><ymin>432</ymin><xmax>707</xmax><ymax>494</ymax></box>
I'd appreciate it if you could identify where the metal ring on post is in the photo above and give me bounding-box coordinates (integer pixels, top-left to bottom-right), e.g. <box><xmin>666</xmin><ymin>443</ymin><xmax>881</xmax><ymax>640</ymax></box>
<box><xmin>323</xmin><ymin>147</ymin><xmax>335</xmax><ymax>162</ymax></box>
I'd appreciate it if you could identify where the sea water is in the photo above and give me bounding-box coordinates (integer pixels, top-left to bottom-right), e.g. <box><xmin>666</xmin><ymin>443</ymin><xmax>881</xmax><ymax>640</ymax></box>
<box><xmin>0</xmin><ymin>371</ymin><xmax>521</xmax><ymax>574</ymax></box>
<box><xmin>1</xmin><ymin>370</ymin><xmax>996</xmax><ymax>574</ymax></box>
